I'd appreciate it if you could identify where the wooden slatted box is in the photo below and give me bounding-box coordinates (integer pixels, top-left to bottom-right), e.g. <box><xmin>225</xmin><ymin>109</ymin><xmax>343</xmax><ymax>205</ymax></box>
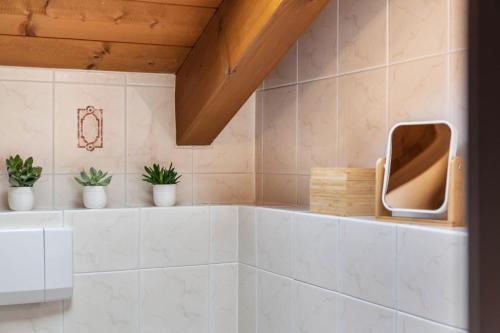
<box><xmin>310</xmin><ymin>168</ymin><xmax>376</xmax><ymax>216</ymax></box>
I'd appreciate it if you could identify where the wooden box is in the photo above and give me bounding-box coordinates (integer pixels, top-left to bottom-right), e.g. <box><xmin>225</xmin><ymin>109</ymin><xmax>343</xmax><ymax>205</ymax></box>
<box><xmin>310</xmin><ymin>168</ymin><xmax>376</xmax><ymax>216</ymax></box>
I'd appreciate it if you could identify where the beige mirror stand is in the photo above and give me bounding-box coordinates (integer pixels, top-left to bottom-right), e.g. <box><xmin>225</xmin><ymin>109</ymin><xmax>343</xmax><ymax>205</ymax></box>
<box><xmin>375</xmin><ymin>157</ymin><xmax>465</xmax><ymax>227</ymax></box>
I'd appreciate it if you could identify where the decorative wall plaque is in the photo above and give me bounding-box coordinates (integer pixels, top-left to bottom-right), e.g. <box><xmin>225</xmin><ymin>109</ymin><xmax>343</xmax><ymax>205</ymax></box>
<box><xmin>77</xmin><ymin>106</ymin><xmax>103</xmax><ymax>151</ymax></box>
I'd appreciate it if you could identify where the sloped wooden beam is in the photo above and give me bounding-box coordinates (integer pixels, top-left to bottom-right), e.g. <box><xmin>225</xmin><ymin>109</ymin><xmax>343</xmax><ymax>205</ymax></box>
<box><xmin>175</xmin><ymin>0</ymin><xmax>330</xmax><ymax>145</ymax></box>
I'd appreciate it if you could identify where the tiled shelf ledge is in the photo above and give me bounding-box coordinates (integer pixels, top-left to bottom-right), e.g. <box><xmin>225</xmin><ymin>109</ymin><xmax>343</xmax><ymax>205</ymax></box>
<box><xmin>0</xmin><ymin>205</ymin><xmax>467</xmax><ymax>333</ymax></box>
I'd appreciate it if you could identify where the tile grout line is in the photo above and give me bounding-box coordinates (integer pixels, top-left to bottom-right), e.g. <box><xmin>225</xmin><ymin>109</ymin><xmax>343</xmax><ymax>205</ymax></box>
<box><xmin>124</xmin><ymin>84</ymin><xmax>128</xmax><ymax>207</ymax></box>
<box><xmin>51</xmin><ymin>70</ymin><xmax>56</xmax><ymax>210</ymax></box>
<box><xmin>335</xmin><ymin>0</ymin><xmax>341</xmax><ymax>167</ymax></box>
<box><xmin>385</xmin><ymin>0</ymin><xmax>391</xmax><ymax>136</ymax></box>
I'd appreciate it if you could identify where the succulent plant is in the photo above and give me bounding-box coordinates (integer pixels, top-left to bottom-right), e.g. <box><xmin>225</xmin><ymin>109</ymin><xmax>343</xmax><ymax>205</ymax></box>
<box><xmin>6</xmin><ymin>155</ymin><xmax>42</xmax><ymax>187</ymax></box>
<box><xmin>142</xmin><ymin>163</ymin><xmax>181</xmax><ymax>185</ymax></box>
<box><xmin>74</xmin><ymin>167</ymin><xmax>112</xmax><ymax>186</ymax></box>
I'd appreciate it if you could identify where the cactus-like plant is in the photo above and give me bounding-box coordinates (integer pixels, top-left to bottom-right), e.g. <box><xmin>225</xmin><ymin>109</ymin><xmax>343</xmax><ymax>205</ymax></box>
<box><xmin>6</xmin><ymin>155</ymin><xmax>42</xmax><ymax>187</ymax></box>
<box><xmin>142</xmin><ymin>163</ymin><xmax>181</xmax><ymax>185</ymax></box>
<box><xmin>74</xmin><ymin>167</ymin><xmax>112</xmax><ymax>186</ymax></box>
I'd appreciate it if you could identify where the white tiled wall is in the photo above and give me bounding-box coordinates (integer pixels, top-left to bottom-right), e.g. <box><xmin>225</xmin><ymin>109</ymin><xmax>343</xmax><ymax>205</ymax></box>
<box><xmin>239</xmin><ymin>207</ymin><xmax>468</xmax><ymax>333</ymax></box>
<box><xmin>0</xmin><ymin>206</ymin><xmax>468</xmax><ymax>333</ymax></box>
<box><xmin>0</xmin><ymin>206</ymin><xmax>238</xmax><ymax>333</ymax></box>
<box><xmin>0</xmin><ymin>67</ymin><xmax>255</xmax><ymax>210</ymax></box>
<box><xmin>256</xmin><ymin>0</ymin><xmax>468</xmax><ymax>206</ymax></box>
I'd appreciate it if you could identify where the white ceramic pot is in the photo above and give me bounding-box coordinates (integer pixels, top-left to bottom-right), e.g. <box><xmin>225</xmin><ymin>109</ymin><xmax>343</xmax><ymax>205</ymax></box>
<box><xmin>83</xmin><ymin>186</ymin><xmax>107</xmax><ymax>209</ymax></box>
<box><xmin>8</xmin><ymin>187</ymin><xmax>34</xmax><ymax>211</ymax></box>
<box><xmin>153</xmin><ymin>184</ymin><xmax>176</xmax><ymax>207</ymax></box>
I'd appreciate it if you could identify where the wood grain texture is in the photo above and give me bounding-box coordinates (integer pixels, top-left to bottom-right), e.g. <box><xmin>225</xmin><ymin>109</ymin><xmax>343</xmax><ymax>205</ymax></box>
<box><xmin>375</xmin><ymin>156</ymin><xmax>465</xmax><ymax>227</ymax></box>
<box><xmin>0</xmin><ymin>35</ymin><xmax>190</xmax><ymax>72</ymax></box>
<box><xmin>0</xmin><ymin>0</ymin><xmax>215</xmax><ymax>46</ymax></box>
<box><xmin>310</xmin><ymin>168</ymin><xmax>376</xmax><ymax>217</ymax></box>
<box><xmin>175</xmin><ymin>0</ymin><xmax>330</xmax><ymax>145</ymax></box>
<box><xmin>127</xmin><ymin>0</ymin><xmax>222</xmax><ymax>7</ymax></box>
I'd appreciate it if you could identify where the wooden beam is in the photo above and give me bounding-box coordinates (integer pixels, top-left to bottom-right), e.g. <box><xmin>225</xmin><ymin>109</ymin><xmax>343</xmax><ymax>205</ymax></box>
<box><xmin>175</xmin><ymin>0</ymin><xmax>329</xmax><ymax>145</ymax></box>
<box><xmin>0</xmin><ymin>35</ymin><xmax>190</xmax><ymax>72</ymax></box>
<box><xmin>0</xmin><ymin>0</ymin><xmax>215</xmax><ymax>46</ymax></box>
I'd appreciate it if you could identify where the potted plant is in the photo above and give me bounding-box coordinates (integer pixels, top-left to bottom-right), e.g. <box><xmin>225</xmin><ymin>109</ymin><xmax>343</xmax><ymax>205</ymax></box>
<box><xmin>74</xmin><ymin>167</ymin><xmax>112</xmax><ymax>209</ymax></box>
<box><xmin>143</xmin><ymin>163</ymin><xmax>181</xmax><ymax>207</ymax></box>
<box><xmin>5</xmin><ymin>155</ymin><xmax>42</xmax><ymax>211</ymax></box>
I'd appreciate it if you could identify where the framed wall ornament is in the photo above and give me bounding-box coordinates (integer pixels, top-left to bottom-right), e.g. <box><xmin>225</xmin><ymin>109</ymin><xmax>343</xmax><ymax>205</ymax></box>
<box><xmin>77</xmin><ymin>105</ymin><xmax>103</xmax><ymax>151</ymax></box>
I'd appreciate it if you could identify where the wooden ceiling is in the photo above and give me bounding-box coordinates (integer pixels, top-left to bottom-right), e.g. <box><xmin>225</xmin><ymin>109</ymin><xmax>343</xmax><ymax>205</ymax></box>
<box><xmin>0</xmin><ymin>0</ymin><xmax>223</xmax><ymax>72</ymax></box>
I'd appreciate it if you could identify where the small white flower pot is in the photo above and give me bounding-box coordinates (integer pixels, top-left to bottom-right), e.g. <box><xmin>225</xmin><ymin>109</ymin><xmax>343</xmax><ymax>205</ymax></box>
<box><xmin>83</xmin><ymin>186</ymin><xmax>107</xmax><ymax>209</ymax></box>
<box><xmin>153</xmin><ymin>184</ymin><xmax>176</xmax><ymax>207</ymax></box>
<box><xmin>8</xmin><ymin>187</ymin><xmax>35</xmax><ymax>211</ymax></box>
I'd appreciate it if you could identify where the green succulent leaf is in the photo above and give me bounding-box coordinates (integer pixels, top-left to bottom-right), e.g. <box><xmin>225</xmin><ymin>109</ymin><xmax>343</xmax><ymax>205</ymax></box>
<box><xmin>142</xmin><ymin>162</ymin><xmax>181</xmax><ymax>185</ymax></box>
<box><xmin>5</xmin><ymin>155</ymin><xmax>42</xmax><ymax>187</ymax></box>
<box><xmin>74</xmin><ymin>167</ymin><xmax>113</xmax><ymax>186</ymax></box>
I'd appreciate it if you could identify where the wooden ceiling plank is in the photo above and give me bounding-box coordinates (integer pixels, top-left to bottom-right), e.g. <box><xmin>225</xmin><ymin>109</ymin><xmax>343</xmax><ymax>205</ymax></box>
<box><xmin>125</xmin><ymin>0</ymin><xmax>222</xmax><ymax>8</ymax></box>
<box><xmin>175</xmin><ymin>0</ymin><xmax>330</xmax><ymax>145</ymax></box>
<box><xmin>0</xmin><ymin>0</ymin><xmax>215</xmax><ymax>46</ymax></box>
<box><xmin>0</xmin><ymin>35</ymin><xmax>190</xmax><ymax>73</ymax></box>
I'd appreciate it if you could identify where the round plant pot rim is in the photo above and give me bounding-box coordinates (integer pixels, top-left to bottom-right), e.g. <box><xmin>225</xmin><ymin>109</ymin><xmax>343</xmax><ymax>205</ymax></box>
<box><xmin>153</xmin><ymin>184</ymin><xmax>176</xmax><ymax>187</ymax></box>
<box><xmin>83</xmin><ymin>185</ymin><xmax>107</xmax><ymax>188</ymax></box>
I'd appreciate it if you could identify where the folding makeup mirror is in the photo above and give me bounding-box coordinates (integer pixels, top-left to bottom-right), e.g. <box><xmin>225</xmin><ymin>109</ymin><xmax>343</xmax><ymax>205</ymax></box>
<box><xmin>382</xmin><ymin>121</ymin><xmax>457</xmax><ymax>217</ymax></box>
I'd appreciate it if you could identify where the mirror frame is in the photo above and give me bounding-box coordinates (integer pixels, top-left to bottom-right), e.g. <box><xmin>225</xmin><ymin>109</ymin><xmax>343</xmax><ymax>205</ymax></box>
<box><xmin>381</xmin><ymin>120</ymin><xmax>458</xmax><ymax>215</ymax></box>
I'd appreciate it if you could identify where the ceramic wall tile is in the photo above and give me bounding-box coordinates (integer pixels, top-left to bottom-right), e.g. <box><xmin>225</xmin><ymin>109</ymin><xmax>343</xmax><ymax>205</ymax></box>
<box><xmin>64</xmin><ymin>272</ymin><xmax>139</xmax><ymax>333</ymax></box>
<box><xmin>210</xmin><ymin>264</ymin><xmax>238</xmax><ymax>333</ymax></box>
<box><xmin>210</xmin><ymin>206</ymin><xmax>238</xmax><ymax>263</ymax></box>
<box><xmin>255</xmin><ymin>173</ymin><xmax>263</xmax><ymax>204</ymax></box>
<box><xmin>140</xmin><ymin>206</ymin><xmax>210</xmax><ymax>268</ymax></box>
<box><xmin>262</xmin><ymin>174</ymin><xmax>297</xmax><ymax>205</ymax></box>
<box><xmin>338</xmin><ymin>295</ymin><xmax>396</xmax><ymax>333</ymax></box>
<box><xmin>292</xmin><ymin>281</ymin><xmax>337</xmax><ymax>333</ymax></box>
<box><xmin>54</xmin><ymin>174</ymin><xmax>125</xmax><ymax>209</ymax></box>
<box><xmin>450</xmin><ymin>51</ymin><xmax>468</xmax><ymax>156</ymax></box>
<box><xmin>53</xmin><ymin>175</ymin><xmax>83</xmax><ymax>209</ymax></box>
<box><xmin>398</xmin><ymin>313</ymin><xmax>468</xmax><ymax>333</ymax></box>
<box><xmin>255</xmin><ymin>91</ymin><xmax>264</xmax><ymax>174</ymax></box>
<box><xmin>238</xmin><ymin>206</ymin><xmax>257</xmax><ymax>266</ymax></box>
<box><xmin>339</xmin><ymin>0</ymin><xmax>387</xmax><ymax>73</ymax></box>
<box><xmin>193</xmin><ymin>95</ymin><xmax>255</xmax><ymax>173</ymax></box>
<box><xmin>54</xmin><ymin>84</ymin><xmax>125</xmax><ymax>174</ymax></box>
<box><xmin>0</xmin><ymin>66</ymin><xmax>52</xmax><ymax>81</ymax></box>
<box><xmin>389</xmin><ymin>0</ymin><xmax>448</xmax><ymax>62</ymax></box>
<box><xmin>297</xmin><ymin>175</ymin><xmax>311</xmax><ymax>208</ymax></box>
<box><xmin>64</xmin><ymin>209</ymin><xmax>139</xmax><ymax>273</ymax></box>
<box><xmin>397</xmin><ymin>226</ymin><xmax>468</xmax><ymax>329</ymax></box>
<box><xmin>451</xmin><ymin>0</ymin><xmax>468</xmax><ymax>50</ymax></box>
<box><xmin>238</xmin><ymin>264</ymin><xmax>257</xmax><ymax>333</ymax></box>
<box><xmin>140</xmin><ymin>266</ymin><xmax>209</xmax><ymax>333</ymax></box>
<box><xmin>126</xmin><ymin>73</ymin><xmax>175</xmax><ymax>87</ymax></box>
<box><xmin>0</xmin><ymin>302</ymin><xmax>62</xmax><ymax>333</ymax></box>
<box><xmin>55</xmin><ymin>70</ymin><xmax>125</xmax><ymax>85</ymax></box>
<box><xmin>298</xmin><ymin>0</ymin><xmax>337</xmax><ymax>81</ymax></box>
<box><xmin>193</xmin><ymin>173</ymin><xmax>254</xmax><ymax>204</ymax></box>
<box><xmin>126</xmin><ymin>86</ymin><xmax>192</xmax><ymax>174</ymax></box>
<box><xmin>297</xmin><ymin>78</ymin><xmax>337</xmax><ymax>174</ymax></box>
<box><xmin>257</xmin><ymin>270</ymin><xmax>292</xmax><ymax>333</ymax></box>
<box><xmin>338</xmin><ymin>218</ymin><xmax>397</xmax><ymax>307</ymax></box>
<box><xmin>0</xmin><ymin>81</ymin><xmax>53</xmax><ymax>174</ymax></box>
<box><xmin>0</xmin><ymin>210</ymin><xmax>62</xmax><ymax>229</ymax></box>
<box><xmin>293</xmin><ymin>213</ymin><xmax>338</xmax><ymax>291</ymax></box>
<box><xmin>126</xmin><ymin>173</ymin><xmax>193</xmax><ymax>207</ymax></box>
<box><xmin>257</xmin><ymin>208</ymin><xmax>293</xmax><ymax>276</ymax></box>
<box><xmin>389</xmin><ymin>55</ymin><xmax>448</xmax><ymax>126</ymax></box>
<box><xmin>265</xmin><ymin>43</ymin><xmax>298</xmax><ymax>88</ymax></box>
<box><xmin>338</xmin><ymin>68</ymin><xmax>386</xmax><ymax>167</ymax></box>
<box><xmin>262</xmin><ymin>86</ymin><xmax>297</xmax><ymax>174</ymax></box>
